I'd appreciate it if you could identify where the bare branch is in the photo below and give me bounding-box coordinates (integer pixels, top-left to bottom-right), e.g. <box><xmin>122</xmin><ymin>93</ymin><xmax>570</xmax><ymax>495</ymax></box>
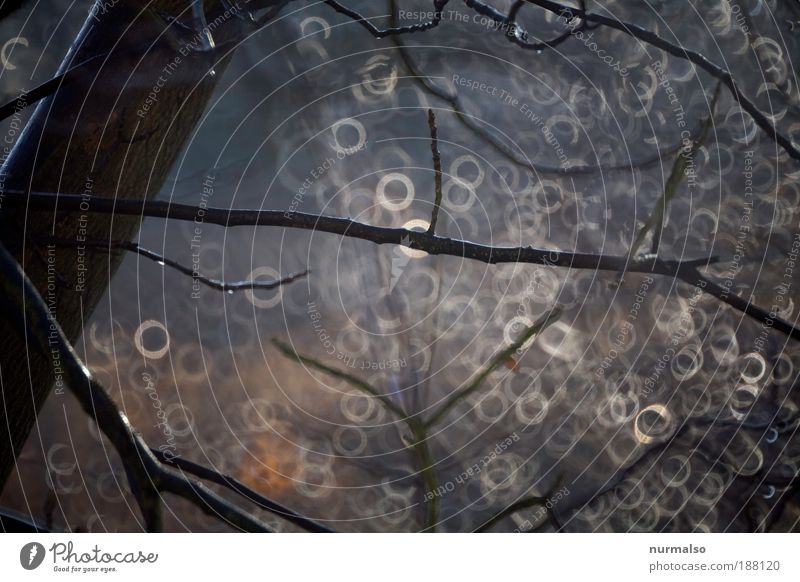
<box><xmin>427</xmin><ymin>109</ymin><xmax>444</xmax><ymax>234</ymax></box>
<box><xmin>464</xmin><ymin>0</ymin><xmax>595</xmax><ymax>51</ymax></box>
<box><xmin>323</xmin><ymin>0</ymin><xmax>451</xmax><ymax>38</ymax></box>
<box><xmin>47</xmin><ymin>238</ymin><xmax>308</xmax><ymax>293</ymax></box>
<box><xmin>0</xmin><ymin>240</ymin><xmax>313</xmax><ymax>533</ymax></box>
<box><xmin>523</xmin><ymin>0</ymin><xmax>800</xmax><ymax>161</ymax></box>
<box><xmin>630</xmin><ymin>82</ymin><xmax>721</xmax><ymax>259</ymax></box>
<box><xmin>0</xmin><ymin>507</ymin><xmax>59</xmax><ymax>533</ymax></box>
<box><xmin>151</xmin><ymin>449</ymin><xmax>333</xmax><ymax>532</ymax></box>
<box><xmin>13</xmin><ymin>191</ymin><xmax>707</xmax><ymax>273</ymax></box>
<box><xmin>681</xmin><ymin>266</ymin><xmax>799</xmax><ymax>342</ymax></box>
<box><xmin>388</xmin><ymin>0</ymin><xmax>714</xmax><ymax>177</ymax></box>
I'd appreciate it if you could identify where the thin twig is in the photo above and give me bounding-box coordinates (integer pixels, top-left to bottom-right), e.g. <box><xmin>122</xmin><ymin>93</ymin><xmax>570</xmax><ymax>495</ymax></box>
<box><xmin>388</xmin><ymin>0</ymin><xmax>713</xmax><ymax>177</ymax></box>
<box><xmin>629</xmin><ymin>82</ymin><xmax>722</xmax><ymax>259</ymax></box>
<box><xmin>649</xmin><ymin>83</ymin><xmax>721</xmax><ymax>255</ymax></box>
<box><xmin>549</xmin><ymin>411</ymin><xmax>788</xmax><ymax>531</ymax></box>
<box><xmin>0</xmin><ymin>507</ymin><xmax>60</xmax><ymax>533</ymax></box>
<box><xmin>427</xmin><ymin>109</ymin><xmax>443</xmax><ymax>234</ymax></box>
<box><xmin>522</xmin><ymin>0</ymin><xmax>800</xmax><ymax>161</ymax></box>
<box><xmin>424</xmin><ymin>307</ymin><xmax>562</xmax><ymax>428</ymax></box>
<box><xmin>323</xmin><ymin>0</ymin><xmax>450</xmax><ymax>38</ymax></box>
<box><xmin>47</xmin><ymin>238</ymin><xmax>308</xmax><ymax>293</ymax></box>
<box><xmin>464</xmin><ymin>0</ymin><xmax>595</xmax><ymax>51</ymax></box>
<box><xmin>271</xmin><ymin>338</ymin><xmax>442</xmax><ymax>531</ymax></box>
<box><xmin>272</xmin><ymin>338</ymin><xmax>407</xmax><ymax>419</ymax></box>
<box><xmin>0</xmin><ymin>241</ymin><xmax>311</xmax><ymax>533</ymax></box>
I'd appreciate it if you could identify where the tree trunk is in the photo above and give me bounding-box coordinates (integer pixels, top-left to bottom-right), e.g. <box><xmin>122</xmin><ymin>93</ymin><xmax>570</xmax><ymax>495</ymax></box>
<box><xmin>0</xmin><ymin>0</ymin><xmax>248</xmax><ymax>488</ymax></box>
